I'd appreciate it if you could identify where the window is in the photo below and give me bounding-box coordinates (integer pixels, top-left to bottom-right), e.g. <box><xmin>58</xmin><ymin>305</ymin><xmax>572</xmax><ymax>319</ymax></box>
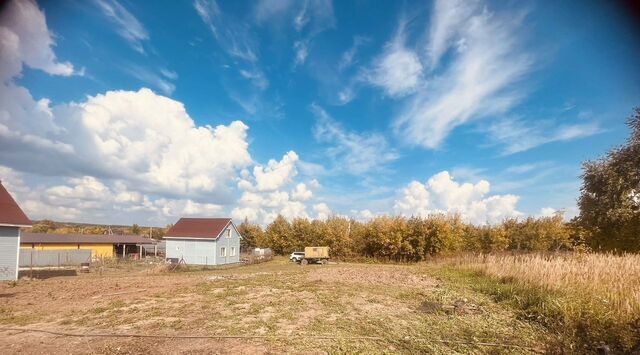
<box><xmin>225</xmin><ymin>229</ymin><xmax>231</xmax><ymax>238</ymax></box>
<box><xmin>220</xmin><ymin>247</ymin><xmax>226</xmax><ymax>257</ymax></box>
<box><xmin>231</xmin><ymin>247</ymin><xmax>236</xmax><ymax>256</ymax></box>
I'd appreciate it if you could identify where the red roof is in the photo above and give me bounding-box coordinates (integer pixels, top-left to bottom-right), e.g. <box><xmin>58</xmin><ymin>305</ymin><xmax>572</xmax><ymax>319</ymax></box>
<box><xmin>165</xmin><ymin>218</ymin><xmax>232</xmax><ymax>239</ymax></box>
<box><xmin>0</xmin><ymin>181</ymin><xmax>31</xmax><ymax>227</ymax></box>
<box><xmin>21</xmin><ymin>233</ymin><xmax>153</xmax><ymax>245</ymax></box>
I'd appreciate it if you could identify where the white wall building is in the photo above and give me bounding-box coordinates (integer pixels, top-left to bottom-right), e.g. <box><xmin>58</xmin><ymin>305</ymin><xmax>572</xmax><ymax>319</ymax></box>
<box><xmin>0</xmin><ymin>181</ymin><xmax>32</xmax><ymax>280</ymax></box>
<box><xmin>165</xmin><ymin>218</ymin><xmax>241</xmax><ymax>265</ymax></box>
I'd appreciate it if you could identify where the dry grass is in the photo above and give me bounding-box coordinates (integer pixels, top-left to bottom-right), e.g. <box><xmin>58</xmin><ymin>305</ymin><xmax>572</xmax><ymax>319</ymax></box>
<box><xmin>432</xmin><ymin>252</ymin><xmax>640</xmax><ymax>352</ymax></box>
<box><xmin>452</xmin><ymin>252</ymin><xmax>640</xmax><ymax>318</ymax></box>
<box><xmin>0</xmin><ymin>257</ymin><xmax>552</xmax><ymax>354</ymax></box>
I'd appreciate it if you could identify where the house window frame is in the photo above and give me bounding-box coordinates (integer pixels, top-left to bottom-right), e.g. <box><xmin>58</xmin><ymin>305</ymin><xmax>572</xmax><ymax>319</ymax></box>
<box><xmin>220</xmin><ymin>247</ymin><xmax>226</xmax><ymax>257</ymax></box>
<box><xmin>225</xmin><ymin>228</ymin><xmax>231</xmax><ymax>238</ymax></box>
<box><xmin>230</xmin><ymin>247</ymin><xmax>236</xmax><ymax>256</ymax></box>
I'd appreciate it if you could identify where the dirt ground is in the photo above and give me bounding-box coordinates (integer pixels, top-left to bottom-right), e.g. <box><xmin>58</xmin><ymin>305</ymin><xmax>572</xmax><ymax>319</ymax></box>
<box><xmin>0</xmin><ymin>258</ymin><xmax>551</xmax><ymax>354</ymax></box>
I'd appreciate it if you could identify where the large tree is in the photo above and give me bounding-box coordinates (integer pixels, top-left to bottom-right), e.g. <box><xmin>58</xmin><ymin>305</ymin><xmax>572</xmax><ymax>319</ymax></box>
<box><xmin>577</xmin><ymin>108</ymin><xmax>640</xmax><ymax>251</ymax></box>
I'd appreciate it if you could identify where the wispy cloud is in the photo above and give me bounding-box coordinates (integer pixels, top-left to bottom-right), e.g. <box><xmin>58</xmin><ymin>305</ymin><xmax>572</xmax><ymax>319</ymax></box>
<box><xmin>239</xmin><ymin>69</ymin><xmax>269</xmax><ymax>90</ymax></box>
<box><xmin>487</xmin><ymin>118</ymin><xmax>602</xmax><ymax>155</ymax></box>
<box><xmin>94</xmin><ymin>0</ymin><xmax>149</xmax><ymax>54</ymax></box>
<box><xmin>122</xmin><ymin>64</ymin><xmax>176</xmax><ymax>95</ymax></box>
<box><xmin>293</xmin><ymin>40</ymin><xmax>309</xmax><ymax>67</ymax></box>
<box><xmin>311</xmin><ymin>104</ymin><xmax>399</xmax><ymax>175</ymax></box>
<box><xmin>339</xmin><ymin>36</ymin><xmax>370</xmax><ymax>71</ymax></box>
<box><xmin>193</xmin><ymin>0</ymin><xmax>258</xmax><ymax>62</ymax></box>
<box><xmin>394</xmin><ymin>0</ymin><xmax>533</xmax><ymax>149</ymax></box>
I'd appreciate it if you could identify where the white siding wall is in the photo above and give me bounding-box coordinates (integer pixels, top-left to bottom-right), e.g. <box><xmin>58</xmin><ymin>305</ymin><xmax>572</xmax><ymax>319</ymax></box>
<box><xmin>216</xmin><ymin>225</ymin><xmax>241</xmax><ymax>265</ymax></box>
<box><xmin>166</xmin><ymin>239</ymin><xmax>217</xmax><ymax>265</ymax></box>
<box><xmin>0</xmin><ymin>226</ymin><xmax>20</xmax><ymax>280</ymax></box>
<box><xmin>165</xmin><ymin>223</ymin><xmax>241</xmax><ymax>265</ymax></box>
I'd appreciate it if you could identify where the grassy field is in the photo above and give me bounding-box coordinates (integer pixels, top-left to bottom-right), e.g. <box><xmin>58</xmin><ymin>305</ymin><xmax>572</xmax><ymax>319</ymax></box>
<box><xmin>426</xmin><ymin>253</ymin><xmax>640</xmax><ymax>353</ymax></box>
<box><xmin>0</xmin><ymin>255</ymin><xmax>636</xmax><ymax>354</ymax></box>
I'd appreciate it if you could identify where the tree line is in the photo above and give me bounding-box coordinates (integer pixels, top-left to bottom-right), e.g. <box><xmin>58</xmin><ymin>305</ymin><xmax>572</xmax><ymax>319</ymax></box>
<box><xmin>239</xmin><ymin>213</ymin><xmax>577</xmax><ymax>260</ymax></box>
<box><xmin>240</xmin><ymin>109</ymin><xmax>640</xmax><ymax>257</ymax></box>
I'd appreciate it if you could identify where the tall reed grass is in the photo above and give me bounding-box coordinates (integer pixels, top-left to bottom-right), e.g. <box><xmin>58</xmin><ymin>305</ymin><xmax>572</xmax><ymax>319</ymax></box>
<box><xmin>437</xmin><ymin>252</ymin><xmax>640</xmax><ymax>352</ymax></box>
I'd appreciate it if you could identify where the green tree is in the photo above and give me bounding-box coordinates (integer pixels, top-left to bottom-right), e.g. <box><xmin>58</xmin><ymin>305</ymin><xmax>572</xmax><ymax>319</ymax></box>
<box><xmin>577</xmin><ymin>108</ymin><xmax>640</xmax><ymax>251</ymax></box>
<box><xmin>131</xmin><ymin>224</ymin><xmax>141</xmax><ymax>235</ymax></box>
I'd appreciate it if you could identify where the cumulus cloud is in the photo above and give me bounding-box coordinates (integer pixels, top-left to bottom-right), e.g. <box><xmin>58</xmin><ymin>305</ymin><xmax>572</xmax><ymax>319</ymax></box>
<box><xmin>95</xmin><ymin>0</ymin><xmax>149</xmax><ymax>54</ymax></box>
<box><xmin>0</xmin><ymin>0</ymin><xmax>75</xmax><ymax>81</ymax></box>
<box><xmin>291</xmin><ymin>183</ymin><xmax>313</xmax><ymax>201</ymax></box>
<box><xmin>394</xmin><ymin>171</ymin><xmax>521</xmax><ymax>224</ymax></box>
<box><xmin>232</xmin><ymin>152</ymin><xmax>329</xmax><ymax>225</ymax></box>
<box><xmin>538</xmin><ymin>207</ymin><xmax>557</xmax><ymax>217</ymax></box>
<box><xmin>0</xmin><ymin>19</ymin><xmax>254</xmax><ymax>221</ymax></box>
<box><xmin>313</xmin><ymin>202</ymin><xmax>331</xmax><ymax>220</ymax></box>
<box><xmin>311</xmin><ymin>104</ymin><xmax>399</xmax><ymax>175</ymax></box>
<box><xmin>0</xmin><ymin>88</ymin><xmax>252</xmax><ymax>197</ymax></box>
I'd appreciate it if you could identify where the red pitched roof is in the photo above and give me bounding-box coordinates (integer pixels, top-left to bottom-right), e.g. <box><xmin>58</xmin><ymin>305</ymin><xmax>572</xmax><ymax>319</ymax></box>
<box><xmin>0</xmin><ymin>181</ymin><xmax>31</xmax><ymax>227</ymax></box>
<box><xmin>165</xmin><ymin>218</ymin><xmax>232</xmax><ymax>239</ymax></box>
<box><xmin>21</xmin><ymin>232</ymin><xmax>153</xmax><ymax>245</ymax></box>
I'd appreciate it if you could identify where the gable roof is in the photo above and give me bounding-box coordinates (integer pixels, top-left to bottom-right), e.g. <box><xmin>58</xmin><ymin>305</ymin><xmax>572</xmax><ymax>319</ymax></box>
<box><xmin>165</xmin><ymin>218</ymin><xmax>232</xmax><ymax>239</ymax></box>
<box><xmin>21</xmin><ymin>232</ymin><xmax>153</xmax><ymax>245</ymax></box>
<box><xmin>0</xmin><ymin>181</ymin><xmax>32</xmax><ymax>227</ymax></box>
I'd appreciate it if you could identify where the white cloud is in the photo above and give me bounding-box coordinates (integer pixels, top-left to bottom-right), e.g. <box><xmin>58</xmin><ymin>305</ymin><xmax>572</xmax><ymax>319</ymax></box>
<box><xmin>1</xmin><ymin>87</ymin><xmax>252</xmax><ymax>200</ymax></box>
<box><xmin>122</xmin><ymin>64</ymin><xmax>176</xmax><ymax>95</ymax></box>
<box><xmin>311</xmin><ymin>104</ymin><xmax>399</xmax><ymax>175</ymax></box>
<box><xmin>365</xmin><ymin>22</ymin><xmax>423</xmax><ymax>97</ymax></box>
<box><xmin>239</xmin><ymin>69</ymin><xmax>269</xmax><ymax>90</ymax></box>
<box><xmin>487</xmin><ymin>118</ymin><xmax>602</xmax><ymax>154</ymax></box>
<box><xmin>95</xmin><ymin>0</ymin><xmax>149</xmax><ymax>54</ymax></box>
<box><xmin>293</xmin><ymin>40</ymin><xmax>309</xmax><ymax>67</ymax></box>
<box><xmin>237</xmin><ymin>151</ymin><xmax>299</xmax><ymax>192</ymax></box>
<box><xmin>232</xmin><ymin>152</ymin><xmax>328</xmax><ymax>225</ymax></box>
<box><xmin>394</xmin><ymin>0</ymin><xmax>532</xmax><ymax>149</ymax></box>
<box><xmin>313</xmin><ymin>203</ymin><xmax>331</xmax><ymax>220</ymax></box>
<box><xmin>291</xmin><ymin>183</ymin><xmax>313</xmax><ymax>201</ymax></box>
<box><xmin>426</xmin><ymin>0</ymin><xmax>480</xmax><ymax>69</ymax></box>
<box><xmin>0</xmin><ymin>0</ymin><xmax>74</xmax><ymax>81</ymax></box>
<box><xmin>0</xmin><ymin>166</ymin><xmax>228</xmax><ymax>223</ymax></box>
<box><xmin>339</xmin><ymin>36</ymin><xmax>369</xmax><ymax>71</ymax></box>
<box><xmin>194</xmin><ymin>0</ymin><xmax>258</xmax><ymax>62</ymax></box>
<box><xmin>538</xmin><ymin>207</ymin><xmax>557</xmax><ymax>217</ymax></box>
<box><xmin>350</xmin><ymin>209</ymin><xmax>375</xmax><ymax>221</ymax></box>
<box><xmin>394</xmin><ymin>171</ymin><xmax>521</xmax><ymax>224</ymax></box>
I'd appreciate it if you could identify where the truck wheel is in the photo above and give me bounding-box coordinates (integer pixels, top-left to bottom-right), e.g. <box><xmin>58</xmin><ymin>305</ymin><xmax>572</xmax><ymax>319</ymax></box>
<box><xmin>321</xmin><ymin>259</ymin><xmax>328</xmax><ymax>265</ymax></box>
<box><xmin>301</xmin><ymin>259</ymin><xmax>308</xmax><ymax>265</ymax></box>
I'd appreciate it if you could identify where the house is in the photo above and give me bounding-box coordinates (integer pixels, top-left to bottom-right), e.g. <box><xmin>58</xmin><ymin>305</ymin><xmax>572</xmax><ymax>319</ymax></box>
<box><xmin>164</xmin><ymin>218</ymin><xmax>241</xmax><ymax>265</ymax></box>
<box><xmin>0</xmin><ymin>181</ymin><xmax>32</xmax><ymax>280</ymax></box>
<box><xmin>20</xmin><ymin>233</ymin><xmax>154</xmax><ymax>259</ymax></box>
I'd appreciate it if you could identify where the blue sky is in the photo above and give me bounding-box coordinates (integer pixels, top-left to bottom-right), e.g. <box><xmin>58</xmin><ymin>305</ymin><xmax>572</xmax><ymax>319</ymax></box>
<box><xmin>1</xmin><ymin>0</ymin><xmax>639</xmax><ymax>226</ymax></box>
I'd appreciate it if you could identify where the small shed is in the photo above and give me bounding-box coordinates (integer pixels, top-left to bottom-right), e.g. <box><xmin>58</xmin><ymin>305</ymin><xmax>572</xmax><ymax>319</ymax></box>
<box><xmin>164</xmin><ymin>218</ymin><xmax>241</xmax><ymax>265</ymax></box>
<box><xmin>0</xmin><ymin>181</ymin><xmax>32</xmax><ymax>280</ymax></box>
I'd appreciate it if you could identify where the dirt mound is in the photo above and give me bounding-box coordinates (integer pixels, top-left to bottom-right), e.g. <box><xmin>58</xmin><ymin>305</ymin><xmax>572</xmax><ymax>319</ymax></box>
<box><xmin>307</xmin><ymin>265</ymin><xmax>435</xmax><ymax>288</ymax></box>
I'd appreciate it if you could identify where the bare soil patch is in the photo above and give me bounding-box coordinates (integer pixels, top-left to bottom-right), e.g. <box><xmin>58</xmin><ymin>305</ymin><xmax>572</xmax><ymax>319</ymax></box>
<box><xmin>307</xmin><ymin>263</ymin><xmax>435</xmax><ymax>288</ymax></box>
<box><xmin>0</xmin><ymin>258</ymin><xmax>551</xmax><ymax>354</ymax></box>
